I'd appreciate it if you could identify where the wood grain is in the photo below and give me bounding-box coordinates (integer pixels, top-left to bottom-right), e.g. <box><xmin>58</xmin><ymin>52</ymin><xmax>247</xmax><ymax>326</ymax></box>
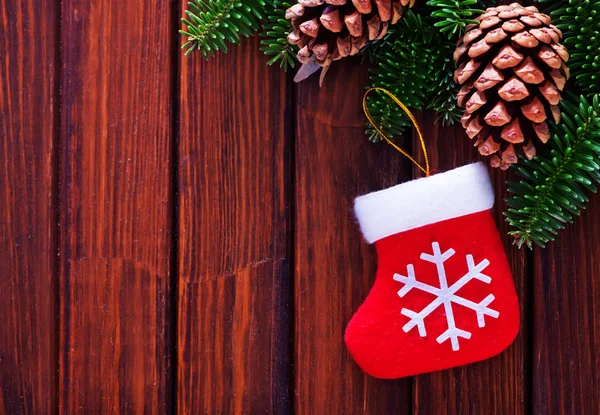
<box><xmin>59</xmin><ymin>0</ymin><xmax>174</xmax><ymax>412</ymax></box>
<box><xmin>412</xmin><ymin>119</ymin><xmax>529</xmax><ymax>414</ymax></box>
<box><xmin>2</xmin><ymin>0</ymin><xmax>600</xmax><ymax>410</ymax></box>
<box><xmin>410</xmin><ymin>1</ymin><xmax>530</xmax><ymax>412</ymax></box>
<box><xmin>0</xmin><ymin>0</ymin><xmax>58</xmax><ymax>413</ymax></box>
<box><xmin>177</xmin><ymin>35</ymin><xmax>291</xmax><ymax>414</ymax></box>
<box><xmin>294</xmin><ymin>62</ymin><xmax>411</xmax><ymax>414</ymax></box>
<box><xmin>533</xmin><ymin>194</ymin><xmax>600</xmax><ymax>413</ymax></box>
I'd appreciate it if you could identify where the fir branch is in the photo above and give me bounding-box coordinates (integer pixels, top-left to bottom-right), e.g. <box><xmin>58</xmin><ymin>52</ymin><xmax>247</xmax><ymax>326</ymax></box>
<box><xmin>428</xmin><ymin>41</ymin><xmax>461</xmax><ymax>126</ymax></box>
<box><xmin>259</xmin><ymin>0</ymin><xmax>298</xmax><ymax>70</ymax></box>
<box><xmin>364</xmin><ymin>0</ymin><xmax>495</xmax><ymax>141</ymax></box>
<box><xmin>180</xmin><ymin>0</ymin><xmax>265</xmax><ymax>57</ymax></box>
<box><xmin>538</xmin><ymin>0</ymin><xmax>600</xmax><ymax>95</ymax></box>
<box><xmin>505</xmin><ymin>94</ymin><xmax>600</xmax><ymax>249</ymax></box>
<box><xmin>365</xmin><ymin>12</ymin><xmax>460</xmax><ymax>141</ymax></box>
<box><xmin>427</xmin><ymin>0</ymin><xmax>494</xmax><ymax>38</ymax></box>
<box><xmin>365</xmin><ymin>13</ymin><xmax>430</xmax><ymax>141</ymax></box>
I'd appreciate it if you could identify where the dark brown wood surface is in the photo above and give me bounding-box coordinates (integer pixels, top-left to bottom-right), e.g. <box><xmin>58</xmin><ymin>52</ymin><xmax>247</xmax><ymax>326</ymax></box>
<box><xmin>177</xmin><ymin>35</ymin><xmax>291</xmax><ymax>414</ymax></box>
<box><xmin>1</xmin><ymin>0</ymin><xmax>599</xmax><ymax>413</ymax></box>
<box><xmin>533</xmin><ymin>196</ymin><xmax>600</xmax><ymax>413</ymax></box>
<box><xmin>0</xmin><ymin>1</ymin><xmax>58</xmax><ymax>413</ymax></box>
<box><xmin>295</xmin><ymin>66</ymin><xmax>411</xmax><ymax>414</ymax></box>
<box><xmin>58</xmin><ymin>0</ymin><xmax>174</xmax><ymax>412</ymax></box>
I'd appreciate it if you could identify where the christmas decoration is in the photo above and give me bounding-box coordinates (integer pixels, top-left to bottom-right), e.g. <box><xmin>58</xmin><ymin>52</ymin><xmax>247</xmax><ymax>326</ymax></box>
<box><xmin>284</xmin><ymin>0</ymin><xmax>417</xmax><ymax>83</ymax></box>
<box><xmin>394</xmin><ymin>242</ymin><xmax>500</xmax><ymax>352</ymax></box>
<box><xmin>345</xmin><ymin>163</ymin><xmax>520</xmax><ymax>378</ymax></box>
<box><xmin>180</xmin><ymin>0</ymin><xmax>600</xmax><ymax>249</ymax></box>
<box><xmin>454</xmin><ymin>3</ymin><xmax>570</xmax><ymax>170</ymax></box>
<box><xmin>505</xmin><ymin>94</ymin><xmax>600</xmax><ymax>249</ymax></box>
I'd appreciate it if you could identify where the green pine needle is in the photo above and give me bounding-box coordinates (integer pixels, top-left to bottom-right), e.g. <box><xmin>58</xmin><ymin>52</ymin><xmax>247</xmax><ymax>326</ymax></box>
<box><xmin>259</xmin><ymin>0</ymin><xmax>298</xmax><ymax>70</ymax></box>
<box><xmin>180</xmin><ymin>0</ymin><xmax>266</xmax><ymax>57</ymax></box>
<box><xmin>538</xmin><ymin>0</ymin><xmax>600</xmax><ymax>95</ymax></box>
<box><xmin>365</xmin><ymin>11</ymin><xmax>461</xmax><ymax>142</ymax></box>
<box><xmin>427</xmin><ymin>0</ymin><xmax>495</xmax><ymax>38</ymax></box>
<box><xmin>428</xmin><ymin>40</ymin><xmax>462</xmax><ymax>126</ymax></box>
<box><xmin>505</xmin><ymin>94</ymin><xmax>600</xmax><ymax>249</ymax></box>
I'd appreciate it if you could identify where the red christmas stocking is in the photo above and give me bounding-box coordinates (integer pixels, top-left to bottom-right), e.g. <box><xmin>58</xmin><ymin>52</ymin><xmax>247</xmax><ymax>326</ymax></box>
<box><xmin>345</xmin><ymin>162</ymin><xmax>520</xmax><ymax>379</ymax></box>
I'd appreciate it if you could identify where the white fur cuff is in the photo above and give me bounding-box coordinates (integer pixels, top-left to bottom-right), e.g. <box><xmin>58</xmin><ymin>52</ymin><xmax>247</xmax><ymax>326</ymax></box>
<box><xmin>354</xmin><ymin>162</ymin><xmax>495</xmax><ymax>243</ymax></box>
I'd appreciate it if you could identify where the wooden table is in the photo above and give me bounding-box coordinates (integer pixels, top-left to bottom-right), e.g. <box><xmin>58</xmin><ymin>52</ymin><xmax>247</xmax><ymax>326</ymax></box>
<box><xmin>1</xmin><ymin>0</ymin><xmax>599</xmax><ymax>413</ymax></box>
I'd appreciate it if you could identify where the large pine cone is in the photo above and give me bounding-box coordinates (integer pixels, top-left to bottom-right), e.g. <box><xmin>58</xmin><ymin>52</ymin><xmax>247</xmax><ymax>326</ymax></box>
<box><xmin>454</xmin><ymin>3</ymin><xmax>570</xmax><ymax>170</ymax></box>
<box><xmin>286</xmin><ymin>0</ymin><xmax>416</xmax><ymax>72</ymax></box>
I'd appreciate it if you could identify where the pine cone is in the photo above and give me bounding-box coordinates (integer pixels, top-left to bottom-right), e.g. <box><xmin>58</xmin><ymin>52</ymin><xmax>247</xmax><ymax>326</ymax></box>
<box><xmin>286</xmin><ymin>0</ymin><xmax>416</xmax><ymax>81</ymax></box>
<box><xmin>454</xmin><ymin>3</ymin><xmax>570</xmax><ymax>170</ymax></box>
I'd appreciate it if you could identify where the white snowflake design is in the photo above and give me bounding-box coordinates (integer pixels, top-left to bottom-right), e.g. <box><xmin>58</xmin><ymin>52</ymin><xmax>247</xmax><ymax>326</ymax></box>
<box><xmin>393</xmin><ymin>242</ymin><xmax>500</xmax><ymax>351</ymax></box>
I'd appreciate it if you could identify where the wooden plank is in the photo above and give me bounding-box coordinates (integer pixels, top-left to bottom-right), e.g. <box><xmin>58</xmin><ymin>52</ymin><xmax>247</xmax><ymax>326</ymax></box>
<box><xmin>412</xmin><ymin>118</ymin><xmax>529</xmax><ymax>414</ymax></box>
<box><xmin>533</xmin><ymin>195</ymin><xmax>600</xmax><ymax>413</ymax></box>
<box><xmin>527</xmin><ymin>0</ymin><xmax>600</xmax><ymax>411</ymax></box>
<box><xmin>294</xmin><ymin>63</ymin><xmax>412</xmax><ymax>414</ymax></box>
<box><xmin>177</xmin><ymin>36</ymin><xmax>291</xmax><ymax>413</ymax></box>
<box><xmin>0</xmin><ymin>0</ymin><xmax>58</xmax><ymax>413</ymax></box>
<box><xmin>409</xmin><ymin>1</ymin><xmax>530</xmax><ymax>411</ymax></box>
<box><xmin>59</xmin><ymin>0</ymin><xmax>174</xmax><ymax>412</ymax></box>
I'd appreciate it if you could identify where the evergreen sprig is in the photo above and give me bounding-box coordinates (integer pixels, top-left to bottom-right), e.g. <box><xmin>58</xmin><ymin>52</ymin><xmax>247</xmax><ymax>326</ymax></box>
<box><xmin>259</xmin><ymin>0</ymin><xmax>298</xmax><ymax>70</ymax></box>
<box><xmin>428</xmin><ymin>40</ymin><xmax>462</xmax><ymax>125</ymax></box>
<box><xmin>365</xmin><ymin>11</ymin><xmax>460</xmax><ymax>141</ymax></box>
<box><xmin>427</xmin><ymin>0</ymin><xmax>485</xmax><ymax>38</ymax></box>
<box><xmin>538</xmin><ymin>0</ymin><xmax>600</xmax><ymax>95</ymax></box>
<box><xmin>181</xmin><ymin>0</ymin><xmax>265</xmax><ymax>57</ymax></box>
<box><xmin>505</xmin><ymin>94</ymin><xmax>600</xmax><ymax>249</ymax></box>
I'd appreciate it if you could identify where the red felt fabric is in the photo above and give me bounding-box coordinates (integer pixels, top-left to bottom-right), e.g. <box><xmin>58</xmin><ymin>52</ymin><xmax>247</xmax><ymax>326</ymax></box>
<box><xmin>345</xmin><ymin>210</ymin><xmax>520</xmax><ymax>379</ymax></box>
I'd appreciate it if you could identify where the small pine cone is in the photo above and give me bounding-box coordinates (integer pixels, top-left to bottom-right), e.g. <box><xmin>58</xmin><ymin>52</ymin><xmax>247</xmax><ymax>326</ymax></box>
<box><xmin>454</xmin><ymin>3</ymin><xmax>570</xmax><ymax>169</ymax></box>
<box><xmin>286</xmin><ymin>0</ymin><xmax>416</xmax><ymax>78</ymax></box>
